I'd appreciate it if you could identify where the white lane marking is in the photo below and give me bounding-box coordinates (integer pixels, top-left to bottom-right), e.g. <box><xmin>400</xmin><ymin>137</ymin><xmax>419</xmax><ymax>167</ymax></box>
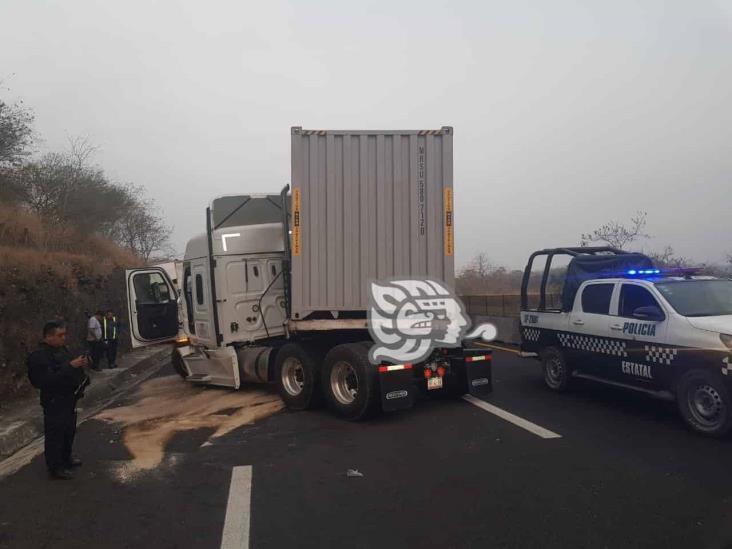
<box><xmin>221</xmin><ymin>465</ymin><xmax>253</xmax><ymax>549</ymax></box>
<box><xmin>463</xmin><ymin>395</ymin><xmax>562</xmax><ymax>439</ymax></box>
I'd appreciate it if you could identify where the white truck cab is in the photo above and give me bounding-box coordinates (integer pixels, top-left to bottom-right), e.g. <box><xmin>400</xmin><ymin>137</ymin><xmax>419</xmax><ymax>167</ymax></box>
<box><xmin>520</xmin><ymin>247</ymin><xmax>732</xmax><ymax>436</ymax></box>
<box><xmin>126</xmin><ymin>194</ymin><xmax>287</xmax><ymax>390</ymax></box>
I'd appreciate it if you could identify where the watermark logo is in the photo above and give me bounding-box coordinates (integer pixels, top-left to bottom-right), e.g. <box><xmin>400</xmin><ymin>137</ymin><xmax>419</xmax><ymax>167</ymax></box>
<box><xmin>368</xmin><ymin>279</ymin><xmax>496</xmax><ymax>364</ymax></box>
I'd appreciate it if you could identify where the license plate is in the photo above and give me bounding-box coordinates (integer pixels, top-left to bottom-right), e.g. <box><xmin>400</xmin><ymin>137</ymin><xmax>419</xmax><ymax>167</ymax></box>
<box><xmin>427</xmin><ymin>377</ymin><xmax>443</xmax><ymax>390</ymax></box>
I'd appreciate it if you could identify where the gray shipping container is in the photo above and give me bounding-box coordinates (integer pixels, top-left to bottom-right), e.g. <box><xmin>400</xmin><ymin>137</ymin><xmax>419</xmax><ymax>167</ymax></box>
<box><xmin>290</xmin><ymin>126</ymin><xmax>455</xmax><ymax>320</ymax></box>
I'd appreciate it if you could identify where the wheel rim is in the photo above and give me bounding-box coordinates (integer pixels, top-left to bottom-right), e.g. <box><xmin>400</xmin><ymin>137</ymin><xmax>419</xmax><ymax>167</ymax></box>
<box><xmin>545</xmin><ymin>356</ymin><xmax>564</xmax><ymax>387</ymax></box>
<box><xmin>687</xmin><ymin>383</ymin><xmax>726</xmax><ymax>429</ymax></box>
<box><xmin>331</xmin><ymin>361</ymin><xmax>359</xmax><ymax>405</ymax></box>
<box><xmin>281</xmin><ymin>357</ymin><xmax>305</xmax><ymax>396</ymax></box>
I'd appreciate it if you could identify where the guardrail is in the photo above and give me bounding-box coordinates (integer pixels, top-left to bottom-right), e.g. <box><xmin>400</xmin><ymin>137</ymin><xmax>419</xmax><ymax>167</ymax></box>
<box><xmin>460</xmin><ymin>294</ymin><xmax>562</xmax><ymax>318</ymax></box>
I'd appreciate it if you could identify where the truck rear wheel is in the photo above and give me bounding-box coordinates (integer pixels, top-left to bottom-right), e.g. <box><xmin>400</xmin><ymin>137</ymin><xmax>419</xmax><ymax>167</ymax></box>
<box><xmin>677</xmin><ymin>369</ymin><xmax>732</xmax><ymax>437</ymax></box>
<box><xmin>274</xmin><ymin>343</ymin><xmax>322</xmax><ymax>411</ymax></box>
<box><xmin>322</xmin><ymin>343</ymin><xmax>378</xmax><ymax>421</ymax></box>
<box><xmin>541</xmin><ymin>347</ymin><xmax>571</xmax><ymax>392</ymax></box>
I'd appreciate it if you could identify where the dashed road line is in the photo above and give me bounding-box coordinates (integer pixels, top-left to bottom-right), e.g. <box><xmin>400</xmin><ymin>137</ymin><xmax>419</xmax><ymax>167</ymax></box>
<box><xmin>463</xmin><ymin>395</ymin><xmax>562</xmax><ymax>439</ymax></box>
<box><xmin>221</xmin><ymin>465</ymin><xmax>253</xmax><ymax>549</ymax></box>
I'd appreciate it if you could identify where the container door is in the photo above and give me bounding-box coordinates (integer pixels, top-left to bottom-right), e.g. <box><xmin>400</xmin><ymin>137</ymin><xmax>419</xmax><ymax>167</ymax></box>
<box><xmin>126</xmin><ymin>267</ymin><xmax>180</xmax><ymax>348</ymax></box>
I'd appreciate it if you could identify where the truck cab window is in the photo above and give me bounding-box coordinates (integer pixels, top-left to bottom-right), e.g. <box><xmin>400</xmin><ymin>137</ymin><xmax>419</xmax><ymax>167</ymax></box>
<box><xmin>619</xmin><ymin>284</ymin><xmax>659</xmax><ymax>317</ymax></box>
<box><xmin>195</xmin><ymin>274</ymin><xmax>204</xmax><ymax>306</ymax></box>
<box><xmin>184</xmin><ymin>266</ymin><xmax>195</xmax><ymax>333</ymax></box>
<box><xmin>581</xmin><ymin>283</ymin><xmax>614</xmax><ymax>315</ymax></box>
<box><xmin>134</xmin><ymin>273</ymin><xmax>170</xmax><ymax>304</ymax></box>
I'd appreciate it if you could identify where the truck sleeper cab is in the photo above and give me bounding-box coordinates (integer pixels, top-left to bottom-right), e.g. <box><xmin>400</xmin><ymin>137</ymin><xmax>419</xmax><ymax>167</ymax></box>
<box><xmin>519</xmin><ymin>247</ymin><xmax>732</xmax><ymax>436</ymax></box>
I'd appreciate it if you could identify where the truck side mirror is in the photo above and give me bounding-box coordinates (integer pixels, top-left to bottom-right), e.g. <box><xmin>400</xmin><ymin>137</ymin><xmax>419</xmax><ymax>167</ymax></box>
<box><xmin>632</xmin><ymin>306</ymin><xmax>665</xmax><ymax>322</ymax></box>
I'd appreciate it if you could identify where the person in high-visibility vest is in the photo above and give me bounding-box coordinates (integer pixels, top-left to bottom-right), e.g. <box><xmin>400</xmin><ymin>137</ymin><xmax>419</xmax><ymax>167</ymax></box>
<box><xmin>102</xmin><ymin>310</ymin><xmax>120</xmax><ymax>369</ymax></box>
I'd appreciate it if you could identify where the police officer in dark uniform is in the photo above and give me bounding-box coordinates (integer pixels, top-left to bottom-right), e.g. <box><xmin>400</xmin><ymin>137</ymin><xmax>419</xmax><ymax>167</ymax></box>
<box><xmin>27</xmin><ymin>320</ymin><xmax>90</xmax><ymax>480</ymax></box>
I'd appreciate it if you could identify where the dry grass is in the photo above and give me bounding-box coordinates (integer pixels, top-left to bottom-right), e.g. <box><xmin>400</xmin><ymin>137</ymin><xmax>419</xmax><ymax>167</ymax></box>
<box><xmin>0</xmin><ymin>203</ymin><xmax>142</xmax><ymax>399</ymax></box>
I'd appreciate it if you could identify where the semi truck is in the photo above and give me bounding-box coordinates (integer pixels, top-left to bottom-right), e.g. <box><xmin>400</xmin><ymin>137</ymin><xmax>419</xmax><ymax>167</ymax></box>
<box><xmin>125</xmin><ymin>127</ymin><xmax>492</xmax><ymax>420</ymax></box>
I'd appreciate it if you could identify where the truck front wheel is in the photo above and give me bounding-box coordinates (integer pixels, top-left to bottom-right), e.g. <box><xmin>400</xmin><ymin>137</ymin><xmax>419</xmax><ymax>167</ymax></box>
<box><xmin>274</xmin><ymin>343</ymin><xmax>322</xmax><ymax>411</ymax></box>
<box><xmin>322</xmin><ymin>343</ymin><xmax>378</xmax><ymax>421</ymax></box>
<box><xmin>541</xmin><ymin>347</ymin><xmax>571</xmax><ymax>392</ymax></box>
<box><xmin>676</xmin><ymin>369</ymin><xmax>732</xmax><ymax>437</ymax></box>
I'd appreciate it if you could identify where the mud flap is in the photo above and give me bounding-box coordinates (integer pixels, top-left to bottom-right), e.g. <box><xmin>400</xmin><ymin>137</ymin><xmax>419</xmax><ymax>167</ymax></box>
<box><xmin>378</xmin><ymin>369</ymin><xmax>416</xmax><ymax>412</ymax></box>
<box><xmin>463</xmin><ymin>349</ymin><xmax>493</xmax><ymax>397</ymax></box>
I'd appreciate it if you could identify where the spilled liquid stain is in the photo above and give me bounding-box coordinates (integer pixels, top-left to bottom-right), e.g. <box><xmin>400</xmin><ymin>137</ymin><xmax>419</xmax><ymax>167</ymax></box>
<box><xmin>96</xmin><ymin>375</ymin><xmax>283</xmax><ymax>481</ymax></box>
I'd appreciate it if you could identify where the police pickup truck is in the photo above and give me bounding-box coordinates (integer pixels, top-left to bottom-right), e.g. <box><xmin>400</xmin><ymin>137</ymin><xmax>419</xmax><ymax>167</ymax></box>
<box><xmin>520</xmin><ymin>247</ymin><xmax>732</xmax><ymax>436</ymax></box>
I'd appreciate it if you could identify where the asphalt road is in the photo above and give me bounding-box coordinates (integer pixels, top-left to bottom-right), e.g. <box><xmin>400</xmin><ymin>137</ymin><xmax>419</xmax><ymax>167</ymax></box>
<box><xmin>2</xmin><ymin>348</ymin><xmax>732</xmax><ymax>549</ymax></box>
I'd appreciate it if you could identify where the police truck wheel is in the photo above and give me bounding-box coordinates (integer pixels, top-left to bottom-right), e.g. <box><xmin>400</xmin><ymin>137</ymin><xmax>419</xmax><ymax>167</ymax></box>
<box><xmin>676</xmin><ymin>369</ymin><xmax>732</xmax><ymax>437</ymax></box>
<box><xmin>171</xmin><ymin>348</ymin><xmax>187</xmax><ymax>379</ymax></box>
<box><xmin>274</xmin><ymin>343</ymin><xmax>322</xmax><ymax>411</ymax></box>
<box><xmin>541</xmin><ymin>347</ymin><xmax>571</xmax><ymax>392</ymax></box>
<box><xmin>322</xmin><ymin>343</ymin><xmax>378</xmax><ymax>421</ymax></box>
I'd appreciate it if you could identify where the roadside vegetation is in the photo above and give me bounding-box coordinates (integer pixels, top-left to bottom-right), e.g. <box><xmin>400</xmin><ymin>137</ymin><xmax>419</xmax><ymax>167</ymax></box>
<box><xmin>0</xmin><ymin>88</ymin><xmax>172</xmax><ymax>400</ymax></box>
<box><xmin>458</xmin><ymin>213</ymin><xmax>732</xmax><ymax>297</ymax></box>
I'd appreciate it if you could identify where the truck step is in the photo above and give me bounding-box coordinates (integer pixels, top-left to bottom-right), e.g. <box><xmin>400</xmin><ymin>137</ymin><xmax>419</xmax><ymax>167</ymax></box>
<box><xmin>186</xmin><ymin>374</ymin><xmax>213</xmax><ymax>383</ymax></box>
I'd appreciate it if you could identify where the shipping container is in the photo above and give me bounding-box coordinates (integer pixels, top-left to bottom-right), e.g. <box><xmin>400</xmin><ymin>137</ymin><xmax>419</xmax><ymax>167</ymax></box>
<box><xmin>289</xmin><ymin>127</ymin><xmax>455</xmax><ymax>320</ymax></box>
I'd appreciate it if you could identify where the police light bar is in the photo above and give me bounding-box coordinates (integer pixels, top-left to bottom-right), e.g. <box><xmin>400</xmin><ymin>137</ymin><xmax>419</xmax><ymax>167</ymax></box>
<box><xmin>625</xmin><ymin>267</ymin><xmax>703</xmax><ymax>278</ymax></box>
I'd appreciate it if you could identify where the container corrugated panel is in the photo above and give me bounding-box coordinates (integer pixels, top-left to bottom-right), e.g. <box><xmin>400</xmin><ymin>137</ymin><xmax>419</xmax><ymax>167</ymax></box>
<box><xmin>290</xmin><ymin>127</ymin><xmax>455</xmax><ymax>319</ymax></box>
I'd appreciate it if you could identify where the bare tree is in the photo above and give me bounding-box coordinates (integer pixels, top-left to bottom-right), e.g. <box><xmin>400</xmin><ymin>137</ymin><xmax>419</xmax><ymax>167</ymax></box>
<box><xmin>66</xmin><ymin>134</ymin><xmax>99</xmax><ymax>171</ymax></box>
<box><xmin>112</xmin><ymin>195</ymin><xmax>173</xmax><ymax>262</ymax></box>
<box><xmin>9</xmin><ymin>136</ymin><xmax>173</xmax><ymax>260</ymax></box>
<box><xmin>0</xmin><ymin>95</ymin><xmax>34</xmax><ymax>167</ymax></box>
<box><xmin>467</xmin><ymin>252</ymin><xmax>493</xmax><ymax>277</ymax></box>
<box><xmin>647</xmin><ymin>246</ymin><xmax>690</xmax><ymax>268</ymax></box>
<box><xmin>580</xmin><ymin>211</ymin><xmax>649</xmax><ymax>250</ymax></box>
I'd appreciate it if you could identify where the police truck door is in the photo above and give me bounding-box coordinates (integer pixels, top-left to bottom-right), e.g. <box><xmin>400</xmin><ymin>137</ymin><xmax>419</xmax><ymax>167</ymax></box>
<box><xmin>614</xmin><ymin>282</ymin><xmax>669</xmax><ymax>386</ymax></box>
<box><xmin>569</xmin><ymin>282</ymin><xmax>617</xmax><ymax>378</ymax></box>
<box><xmin>125</xmin><ymin>267</ymin><xmax>180</xmax><ymax>348</ymax></box>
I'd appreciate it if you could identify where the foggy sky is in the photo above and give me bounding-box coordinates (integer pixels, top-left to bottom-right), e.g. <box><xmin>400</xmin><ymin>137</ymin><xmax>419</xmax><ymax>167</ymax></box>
<box><xmin>2</xmin><ymin>0</ymin><xmax>731</xmax><ymax>269</ymax></box>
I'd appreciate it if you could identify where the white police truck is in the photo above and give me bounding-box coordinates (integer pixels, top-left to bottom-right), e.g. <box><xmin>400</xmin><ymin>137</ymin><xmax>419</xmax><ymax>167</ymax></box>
<box><xmin>519</xmin><ymin>247</ymin><xmax>732</xmax><ymax>436</ymax></box>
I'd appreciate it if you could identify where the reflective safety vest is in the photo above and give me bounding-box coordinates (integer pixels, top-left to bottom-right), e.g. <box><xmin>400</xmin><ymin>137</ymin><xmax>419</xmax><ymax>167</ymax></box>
<box><xmin>102</xmin><ymin>316</ymin><xmax>118</xmax><ymax>341</ymax></box>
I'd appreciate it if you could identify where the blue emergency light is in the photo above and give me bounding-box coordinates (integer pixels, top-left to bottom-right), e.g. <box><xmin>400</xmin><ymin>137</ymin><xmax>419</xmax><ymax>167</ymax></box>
<box><xmin>626</xmin><ymin>269</ymin><xmax>661</xmax><ymax>276</ymax></box>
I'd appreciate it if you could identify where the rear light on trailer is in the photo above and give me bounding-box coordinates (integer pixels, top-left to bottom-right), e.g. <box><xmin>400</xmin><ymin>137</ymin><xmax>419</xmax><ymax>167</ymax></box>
<box><xmin>378</xmin><ymin>363</ymin><xmax>413</xmax><ymax>373</ymax></box>
<box><xmin>437</xmin><ymin>366</ymin><xmax>446</xmax><ymax>378</ymax></box>
<box><xmin>465</xmin><ymin>354</ymin><xmax>491</xmax><ymax>363</ymax></box>
<box><xmin>423</xmin><ymin>368</ymin><xmax>433</xmax><ymax>379</ymax></box>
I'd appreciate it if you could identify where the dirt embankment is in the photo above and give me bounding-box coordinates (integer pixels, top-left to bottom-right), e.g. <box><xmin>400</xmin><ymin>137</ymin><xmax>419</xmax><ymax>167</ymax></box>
<box><xmin>0</xmin><ymin>204</ymin><xmax>141</xmax><ymax>400</ymax></box>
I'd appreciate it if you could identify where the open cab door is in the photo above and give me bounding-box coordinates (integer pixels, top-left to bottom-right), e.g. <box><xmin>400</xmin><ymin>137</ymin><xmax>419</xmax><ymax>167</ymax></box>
<box><xmin>126</xmin><ymin>267</ymin><xmax>180</xmax><ymax>348</ymax></box>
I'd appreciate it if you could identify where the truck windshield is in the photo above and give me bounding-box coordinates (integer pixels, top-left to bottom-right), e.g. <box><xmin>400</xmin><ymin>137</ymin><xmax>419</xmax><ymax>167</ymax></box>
<box><xmin>211</xmin><ymin>195</ymin><xmax>288</xmax><ymax>230</ymax></box>
<box><xmin>654</xmin><ymin>279</ymin><xmax>732</xmax><ymax>317</ymax></box>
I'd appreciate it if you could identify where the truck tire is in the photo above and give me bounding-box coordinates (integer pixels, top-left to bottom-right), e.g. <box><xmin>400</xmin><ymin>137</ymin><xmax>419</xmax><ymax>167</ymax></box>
<box><xmin>541</xmin><ymin>347</ymin><xmax>571</xmax><ymax>392</ymax></box>
<box><xmin>274</xmin><ymin>343</ymin><xmax>323</xmax><ymax>411</ymax></box>
<box><xmin>676</xmin><ymin>369</ymin><xmax>732</xmax><ymax>437</ymax></box>
<box><xmin>171</xmin><ymin>348</ymin><xmax>187</xmax><ymax>379</ymax></box>
<box><xmin>322</xmin><ymin>343</ymin><xmax>378</xmax><ymax>421</ymax></box>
